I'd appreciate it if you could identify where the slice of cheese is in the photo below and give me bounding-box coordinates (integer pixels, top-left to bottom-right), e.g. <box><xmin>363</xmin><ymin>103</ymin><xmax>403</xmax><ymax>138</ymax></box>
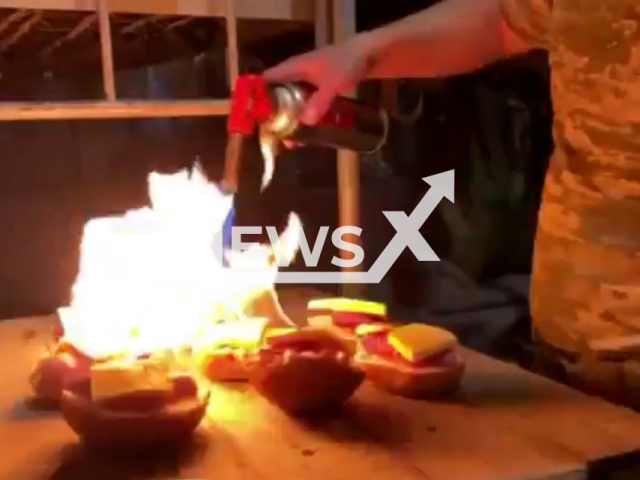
<box><xmin>387</xmin><ymin>324</ymin><xmax>458</xmax><ymax>363</ymax></box>
<box><xmin>228</xmin><ymin>317</ymin><xmax>270</xmax><ymax>349</ymax></box>
<box><xmin>204</xmin><ymin>317</ymin><xmax>270</xmax><ymax>351</ymax></box>
<box><xmin>90</xmin><ymin>359</ymin><xmax>172</xmax><ymax>400</ymax></box>
<box><xmin>264</xmin><ymin>327</ymin><xmax>297</xmax><ymax>341</ymax></box>
<box><xmin>307</xmin><ymin>297</ymin><xmax>386</xmax><ymax>316</ymax></box>
<box><xmin>354</xmin><ymin>323</ymin><xmax>391</xmax><ymax>337</ymax></box>
<box><xmin>307</xmin><ymin>315</ymin><xmax>334</xmax><ymax>328</ymax></box>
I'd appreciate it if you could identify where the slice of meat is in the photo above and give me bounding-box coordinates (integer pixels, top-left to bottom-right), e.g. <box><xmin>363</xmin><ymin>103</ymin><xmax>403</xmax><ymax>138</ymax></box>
<box><xmin>333</xmin><ymin>311</ymin><xmax>386</xmax><ymax>329</ymax></box>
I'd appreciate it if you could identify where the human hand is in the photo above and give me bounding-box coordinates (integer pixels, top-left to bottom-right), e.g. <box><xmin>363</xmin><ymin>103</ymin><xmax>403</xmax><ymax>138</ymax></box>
<box><xmin>263</xmin><ymin>33</ymin><xmax>377</xmax><ymax>125</ymax></box>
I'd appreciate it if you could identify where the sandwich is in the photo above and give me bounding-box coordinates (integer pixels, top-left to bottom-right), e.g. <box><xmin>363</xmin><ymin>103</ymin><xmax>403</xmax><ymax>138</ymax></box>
<box><xmin>194</xmin><ymin>317</ymin><xmax>270</xmax><ymax>382</ymax></box>
<box><xmin>246</xmin><ymin>326</ymin><xmax>364</xmax><ymax>416</ymax></box>
<box><xmin>88</xmin><ymin>358</ymin><xmax>200</xmax><ymax>406</ymax></box>
<box><xmin>307</xmin><ymin>298</ymin><xmax>388</xmax><ymax>339</ymax></box>
<box><xmin>29</xmin><ymin>352</ymin><xmax>91</xmax><ymax>407</ymax></box>
<box><xmin>356</xmin><ymin>323</ymin><xmax>465</xmax><ymax>398</ymax></box>
<box><xmin>59</xmin><ymin>358</ymin><xmax>206</xmax><ymax>447</ymax></box>
<box><xmin>29</xmin><ymin>334</ymin><xmax>97</xmax><ymax>406</ymax></box>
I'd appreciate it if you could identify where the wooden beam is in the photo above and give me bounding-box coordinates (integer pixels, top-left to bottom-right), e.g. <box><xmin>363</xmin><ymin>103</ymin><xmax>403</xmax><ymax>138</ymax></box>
<box><xmin>0</xmin><ymin>10</ymin><xmax>42</xmax><ymax>51</ymax></box>
<box><xmin>165</xmin><ymin>17</ymin><xmax>194</xmax><ymax>29</ymax></box>
<box><xmin>120</xmin><ymin>14</ymin><xmax>164</xmax><ymax>34</ymax></box>
<box><xmin>331</xmin><ymin>0</ymin><xmax>361</xmax><ymax>297</ymax></box>
<box><xmin>0</xmin><ymin>9</ymin><xmax>30</xmax><ymax>35</ymax></box>
<box><xmin>97</xmin><ymin>0</ymin><xmax>116</xmax><ymax>101</ymax></box>
<box><xmin>313</xmin><ymin>0</ymin><xmax>328</xmax><ymax>47</ymax></box>
<box><xmin>224</xmin><ymin>0</ymin><xmax>239</xmax><ymax>87</ymax></box>
<box><xmin>40</xmin><ymin>13</ymin><xmax>95</xmax><ymax>57</ymax></box>
<box><xmin>0</xmin><ymin>0</ymin><xmax>314</xmax><ymax>22</ymax></box>
<box><xmin>0</xmin><ymin>99</ymin><xmax>230</xmax><ymax>121</ymax></box>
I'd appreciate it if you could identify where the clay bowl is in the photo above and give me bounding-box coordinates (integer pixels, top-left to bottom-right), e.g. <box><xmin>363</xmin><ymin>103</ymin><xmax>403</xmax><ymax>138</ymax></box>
<box><xmin>60</xmin><ymin>376</ymin><xmax>209</xmax><ymax>450</ymax></box>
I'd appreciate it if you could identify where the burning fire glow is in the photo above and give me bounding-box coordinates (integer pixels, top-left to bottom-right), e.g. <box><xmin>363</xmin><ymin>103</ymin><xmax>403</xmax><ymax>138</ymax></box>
<box><xmin>57</xmin><ymin>163</ymin><xmax>301</xmax><ymax>360</ymax></box>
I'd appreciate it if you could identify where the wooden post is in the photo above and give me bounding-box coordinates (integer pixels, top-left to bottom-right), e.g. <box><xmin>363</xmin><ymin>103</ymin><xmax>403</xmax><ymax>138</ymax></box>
<box><xmin>97</xmin><ymin>0</ymin><xmax>116</xmax><ymax>101</ymax></box>
<box><xmin>314</xmin><ymin>0</ymin><xmax>329</xmax><ymax>47</ymax></box>
<box><xmin>225</xmin><ymin>0</ymin><xmax>239</xmax><ymax>87</ymax></box>
<box><xmin>331</xmin><ymin>0</ymin><xmax>362</xmax><ymax>298</ymax></box>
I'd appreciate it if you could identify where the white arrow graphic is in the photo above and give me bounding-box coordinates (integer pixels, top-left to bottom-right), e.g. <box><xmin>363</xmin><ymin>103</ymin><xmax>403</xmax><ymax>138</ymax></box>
<box><xmin>273</xmin><ymin>169</ymin><xmax>455</xmax><ymax>283</ymax></box>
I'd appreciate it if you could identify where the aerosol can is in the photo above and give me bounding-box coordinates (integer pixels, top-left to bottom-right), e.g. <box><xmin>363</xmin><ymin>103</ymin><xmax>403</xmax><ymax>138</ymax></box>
<box><xmin>220</xmin><ymin>74</ymin><xmax>390</xmax><ymax>260</ymax></box>
<box><xmin>222</xmin><ymin>74</ymin><xmax>389</xmax><ymax>193</ymax></box>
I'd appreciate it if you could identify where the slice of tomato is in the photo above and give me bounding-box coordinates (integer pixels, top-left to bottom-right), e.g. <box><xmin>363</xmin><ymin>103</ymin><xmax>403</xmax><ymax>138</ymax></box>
<box><xmin>266</xmin><ymin>328</ymin><xmax>354</xmax><ymax>355</ymax></box>
<box><xmin>333</xmin><ymin>311</ymin><xmax>384</xmax><ymax>328</ymax></box>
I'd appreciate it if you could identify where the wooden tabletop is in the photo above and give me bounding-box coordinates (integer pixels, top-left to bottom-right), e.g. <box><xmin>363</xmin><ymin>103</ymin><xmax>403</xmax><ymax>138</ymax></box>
<box><xmin>3</xmin><ymin>289</ymin><xmax>640</xmax><ymax>480</ymax></box>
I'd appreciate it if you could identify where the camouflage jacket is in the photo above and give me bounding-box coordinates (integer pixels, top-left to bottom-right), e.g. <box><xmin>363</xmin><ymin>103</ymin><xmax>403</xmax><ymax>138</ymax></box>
<box><xmin>500</xmin><ymin>0</ymin><xmax>640</xmax><ymax>357</ymax></box>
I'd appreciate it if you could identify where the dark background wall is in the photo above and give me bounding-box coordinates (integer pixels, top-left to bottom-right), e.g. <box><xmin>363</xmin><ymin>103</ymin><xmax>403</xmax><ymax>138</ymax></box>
<box><xmin>0</xmin><ymin>1</ymin><xmax>552</xmax><ymax>319</ymax></box>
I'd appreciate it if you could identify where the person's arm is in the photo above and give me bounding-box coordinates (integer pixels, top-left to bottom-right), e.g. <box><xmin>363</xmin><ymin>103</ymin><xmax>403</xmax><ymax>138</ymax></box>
<box><xmin>357</xmin><ymin>0</ymin><xmax>541</xmax><ymax>80</ymax></box>
<box><xmin>264</xmin><ymin>0</ymin><xmax>552</xmax><ymax>124</ymax></box>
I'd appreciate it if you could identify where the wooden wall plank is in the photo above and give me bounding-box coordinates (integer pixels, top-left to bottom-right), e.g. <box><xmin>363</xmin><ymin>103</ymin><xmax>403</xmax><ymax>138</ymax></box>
<box><xmin>224</xmin><ymin>0</ymin><xmax>239</xmax><ymax>87</ymax></box>
<box><xmin>0</xmin><ymin>99</ymin><xmax>230</xmax><ymax>120</ymax></box>
<box><xmin>331</xmin><ymin>0</ymin><xmax>362</xmax><ymax>298</ymax></box>
<box><xmin>97</xmin><ymin>0</ymin><xmax>116</xmax><ymax>101</ymax></box>
<box><xmin>313</xmin><ymin>0</ymin><xmax>328</xmax><ymax>47</ymax></box>
<box><xmin>0</xmin><ymin>0</ymin><xmax>314</xmax><ymax>21</ymax></box>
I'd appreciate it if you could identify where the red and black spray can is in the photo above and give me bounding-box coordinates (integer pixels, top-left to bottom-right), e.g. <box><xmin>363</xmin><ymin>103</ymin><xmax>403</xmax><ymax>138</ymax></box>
<box><xmin>223</xmin><ymin>74</ymin><xmax>389</xmax><ymax>192</ymax></box>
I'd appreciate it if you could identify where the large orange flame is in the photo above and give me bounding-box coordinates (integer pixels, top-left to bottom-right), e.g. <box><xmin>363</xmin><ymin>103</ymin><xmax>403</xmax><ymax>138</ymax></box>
<box><xmin>58</xmin><ymin>163</ymin><xmax>301</xmax><ymax>360</ymax></box>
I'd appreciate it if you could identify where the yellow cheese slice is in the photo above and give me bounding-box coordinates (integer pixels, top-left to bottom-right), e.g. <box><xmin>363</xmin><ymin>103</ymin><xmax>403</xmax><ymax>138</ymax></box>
<box><xmin>387</xmin><ymin>324</ymin><xmax>458</xmax><ymax>363</ymax></box>
<box><xmin>90</xmin><ymin>359</ymin><xmax>172</xmax><ymax>399</ymax></box>
<box><xmin>354</xmin><ymin>323</ymin><xmax>391</xmax><ymax>337</ymax></box>
<box><xmin>264</xmin><ymin>326</ymin><xmax>297</xmax><ymax>340</ymax></box>
<box><xmin>307</xmin><ymin>297</ymin><xmax>386</xmax><ymax>316</ymax></box>
<box><xmin>203</xmin><ymin>317</ymin><xmax>270</xmax><ymax>350</ymax></box>
<box><xmin>228</xmin><ymin>317</ymin><xmax>270</xmax><ymax>349</ymax></box>
<box><xmin>307</xmin><ymin>315</ymin><xmax>334</xmax><ymax>328</ymax></box>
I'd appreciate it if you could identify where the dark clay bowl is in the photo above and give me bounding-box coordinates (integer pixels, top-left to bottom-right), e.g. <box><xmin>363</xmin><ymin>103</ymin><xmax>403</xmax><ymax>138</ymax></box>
<box><xmin>60</xmin><ymin>376</ymin><xmax>209</xmax><ymax>449</ymax></box>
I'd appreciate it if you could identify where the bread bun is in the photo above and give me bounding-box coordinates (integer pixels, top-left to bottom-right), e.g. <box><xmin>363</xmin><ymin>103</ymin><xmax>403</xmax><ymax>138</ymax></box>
<box><xmin>29</xmin><ymin>353</ymin><xmax>91</xmax><ymax>407</ymax></box>
<box><xmin>357</xmin><ymin>351</ymin><xmax>464</xmax><ymax>398</ymax></box>
<box><xmin>60</xmin><ymin>374</ymin><xmax>207</xmax><ymax>449</ymax></box>
<box><xmin>54</xmin><ymin>340</ymin><xmax>95</xmax><ymax>365</ymax></box>
<box><xmin>247</xmin><ymin>328</ymin><xmax>364</xmax><ymax>416</ymax></box>
<box><xmin>199</xmin><ymin>350</ymin><xmax>249</xmax><ymax>382</ymax></box>
<box><xmin>356</xmin><ymin>328</ymin><xmax>464</xmax><ymax>399</ymax></box>
<box><xmin>194</xmin><ymin>317</ymin><xmax>273</xmax><ymax>382</ymax></box>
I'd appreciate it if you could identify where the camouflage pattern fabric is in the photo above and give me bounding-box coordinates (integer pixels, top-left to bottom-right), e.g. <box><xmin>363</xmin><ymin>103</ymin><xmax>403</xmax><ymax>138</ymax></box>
<box><xmin>500</xmin><ymin>0</ymin><xmax>640</xmax><ymax>401</ymax></box>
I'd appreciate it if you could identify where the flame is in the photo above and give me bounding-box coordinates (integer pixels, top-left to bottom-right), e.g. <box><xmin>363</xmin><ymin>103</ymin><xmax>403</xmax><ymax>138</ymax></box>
<box><xmin>58</xmin><ymin>163</ymin><xmax>300</xmax><ymax>360</ymax></box>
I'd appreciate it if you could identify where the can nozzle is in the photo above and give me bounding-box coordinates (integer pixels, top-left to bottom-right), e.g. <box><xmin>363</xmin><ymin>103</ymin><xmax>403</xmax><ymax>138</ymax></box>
<box><xmin>223</xmin><ymin>74</ymin><xmax>274</xmax><ymax>192</ymax></box>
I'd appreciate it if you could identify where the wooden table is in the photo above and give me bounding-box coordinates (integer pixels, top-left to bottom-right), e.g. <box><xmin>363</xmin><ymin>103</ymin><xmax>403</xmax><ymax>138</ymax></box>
<box><xmin>3</xmin><ymin>289</ymin><xmax>640</xmax><ymax>480</ymax></box>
